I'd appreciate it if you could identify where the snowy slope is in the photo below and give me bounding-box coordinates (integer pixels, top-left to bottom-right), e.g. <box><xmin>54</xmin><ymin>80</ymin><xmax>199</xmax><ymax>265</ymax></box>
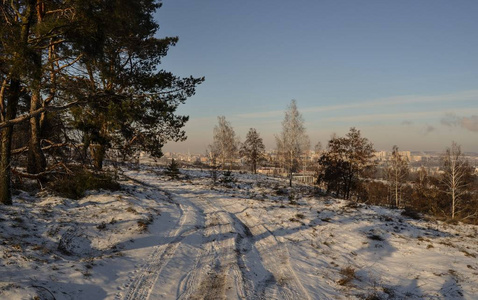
<box><xmin>0</xmin><ymin>165</ymin><xmax>477</xmax><ymax>299</ymax></box>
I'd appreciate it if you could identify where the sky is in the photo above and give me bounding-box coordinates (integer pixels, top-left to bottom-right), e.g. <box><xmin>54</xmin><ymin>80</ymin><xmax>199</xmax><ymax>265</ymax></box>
<box><xmin>155</xmin><ymin>0</ymin><xmax>478</xmax><ymax>154</ymax></box>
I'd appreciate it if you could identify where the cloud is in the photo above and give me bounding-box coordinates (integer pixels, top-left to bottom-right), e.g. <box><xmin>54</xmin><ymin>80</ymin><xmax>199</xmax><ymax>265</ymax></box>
<box><xmin>401</xmin><ymin>120</ymin><xmax>413</xmax><ymax>126</ymax></box>
<box><xmin>424</xmin><ymin>125</ymin><xmax>436</xmax><ymax>135</ymax></box>
<box><xmin>236</xmin><ymin>109</ymin><xmax>284</xmax><ymax>119</ymax></box>
<box><xmin>441</xmin><ymin>113</ymin><xmax>459</xmax><ymax>127</ymax></box>
<box><xmin>441</xmin><ymin>113</ymin><xmax>478</xmax><ymax>132</ymax></box>
<box><xmin>461</xmin><ymin>115</ymin><xmax>478</xmax><ymax>132</ymax></box>
<box><xmin>236</xmin><ymin>90</ymin><xmax>478</xmax><ymax>120</ymax></box>
<box><xmin>323</xmin><ymin>110</ymin><xmax>444</xmax><ymax>123</ymax></box>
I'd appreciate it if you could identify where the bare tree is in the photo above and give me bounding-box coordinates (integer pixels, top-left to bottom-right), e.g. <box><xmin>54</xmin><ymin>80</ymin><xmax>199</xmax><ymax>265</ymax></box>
<box><xmin>386</xmin><ymin>145</ymin><xmax>409</xmax><ymax>208</ymax></box>
<box><xmin>211</xmin><ymin>116</ymin><xmax>238</xmax><ymax>170</ymax></box>
<box><xmin>240</xmin><ymin>128</ymin><xmax>265</xmax><ymax>174</ymax></box>
<box><xmin>275</xmin><ymin>100</ymin><xmax>310</xmax><ymax>187</ymax></box>
<box><xmin>440</xmin><ymin>142</ymin><xmax>473</xmax><ymax>219</ymax></box>
<box><xmin>206</xmin><ymin>144</ymin><xmax>219</xmax><ymax>183</ymax></box>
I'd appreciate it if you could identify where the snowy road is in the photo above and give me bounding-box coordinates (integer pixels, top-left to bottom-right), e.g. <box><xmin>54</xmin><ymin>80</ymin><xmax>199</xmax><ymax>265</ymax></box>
<box><xmin>113</xmin><ymin>168</ymin><xmax>478</xmax><ymax>300</ymax></box>
<box><xmin>120</xmin><ymin>175</ymin><xmax>312</xmax><ymax>300</ymax></box>
<box><xmin>2</xmin><ymin>167</ymin><xmax>476</xmax><ymax>299</ymax></box>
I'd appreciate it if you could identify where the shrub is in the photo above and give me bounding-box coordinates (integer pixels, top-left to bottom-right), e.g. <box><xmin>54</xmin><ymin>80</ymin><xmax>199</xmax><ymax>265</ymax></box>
<box><xmin>220</xmin><ymin>170</ymin><xmax>235</xmax><ymax>185</ymax></box>
<box><xmin>48</xmin><ymin>167</ymin><xmax>120</xmax><ymax>199</ymax></box>
<box><xmin>337</xmin><ymin>266</ymin><xmax>356</xmax><ymax>286</ymax></box>
<box><xmin>367</xmin><ymin>234</ymin><xmax>384</xmax><ymax>241</ymax></box>
<box><xmin>137</xmin><ymin>214</ymin><xmax>154</xmax><ymax>232</ymax></box>
<box><xmin>401</xmin><ymin>207</ymin><xmax>421</xmax><ymax>220</ymax></box>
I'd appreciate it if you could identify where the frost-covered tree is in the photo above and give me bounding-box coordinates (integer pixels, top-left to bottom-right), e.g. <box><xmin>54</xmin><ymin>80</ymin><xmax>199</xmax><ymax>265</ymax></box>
<box><xmin>275</xmin><ymin>100</ymin><xmax>310</xmax><ymax>187</ymax></box>
<box><xmin>440</xmin><ymin>142</ymin><xmax>473</xmax><ymax>219</ymax></box>
<box><xmin>211</xmin><ymin>116</ymin><xmax>238</xmax><ymax>170</ymax></box>
<box><xmin>240</xmin><ymin>128</ymin><xmax>265</xmax><ymax>174</ymax></box>
<box><xmin>387</xmin><ymin>145</ymin><xmax>409</xmax><ymax>208</ymax></box>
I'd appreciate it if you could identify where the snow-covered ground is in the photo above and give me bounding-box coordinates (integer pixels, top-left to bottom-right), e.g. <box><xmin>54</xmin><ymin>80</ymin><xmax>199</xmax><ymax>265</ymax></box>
<box><xmin>1</xmin><ymin>165</ymin><xmax>477</xmax><ymax>299</ymax></box>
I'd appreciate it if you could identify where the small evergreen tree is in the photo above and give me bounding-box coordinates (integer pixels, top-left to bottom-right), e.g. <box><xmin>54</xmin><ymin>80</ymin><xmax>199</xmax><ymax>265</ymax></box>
<box><xmin>240</xmin><ymin>128</ymin><xmax>265</xmax><ymax>174</ymax></box>
<box><xmin>165</xmin><ymin>159</ymin><xmax>180</xmax><ymax>179</ymax></box>
<box><xmin>220</xmin><ymin>170</ymin><xmax>235</xmax><ymax>185</ymax></box>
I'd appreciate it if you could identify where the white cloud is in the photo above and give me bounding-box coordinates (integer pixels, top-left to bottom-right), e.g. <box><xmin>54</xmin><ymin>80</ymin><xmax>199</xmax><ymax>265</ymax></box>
<box><xmin>236</xmin><ymin>90</ymin><xmax>478</xmax><ymax>119</ymax></box>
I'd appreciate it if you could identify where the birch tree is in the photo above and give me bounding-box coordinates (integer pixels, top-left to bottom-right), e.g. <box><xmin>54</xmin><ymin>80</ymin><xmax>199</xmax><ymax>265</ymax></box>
<box><xmin>387</xmin><ymin>145</ymin><xmax>409</xmax><ymax>208</ymax></box>
<box><xmin>211</xmin><ymin>116</ymin><xmax>238</xmax><ymax>170</ymax></box>
<box><xmin>440</xmin><ymin>142</ymin><xmax>472</xmax><ymax>219</ymax></box>
<box><xmin>276</xmin><ymin>100</ymin><xmax>310</xmax><ymax>187</ymax></box>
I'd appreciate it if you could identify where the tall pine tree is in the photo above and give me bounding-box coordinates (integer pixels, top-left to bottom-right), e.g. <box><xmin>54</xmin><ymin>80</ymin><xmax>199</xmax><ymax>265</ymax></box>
<box><xmin>68</xmin><ymin>0</ymin><xmax>204</xmax><ymax>169</ymax></box>
<box><xmin>0</xmin><ymin>0</ymin><xmax>203</xmax><ymax>204</ymax></box>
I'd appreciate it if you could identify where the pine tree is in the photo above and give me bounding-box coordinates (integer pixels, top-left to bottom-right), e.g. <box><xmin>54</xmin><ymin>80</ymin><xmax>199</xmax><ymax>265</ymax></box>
<box><xmin>317</xmin><ymin>128</ymin><xmax>375</xmax><ymax>199</ymax></box>
<box><xmin>240</xmin><ymin>128</ymin><xmax>265</xmax><ymax>174</ymax></box>
<box><xmin>68</xmin><ymin>0</ymin><xmax>204</xmax><ymax>169</ymax></box>
<box><xmin>0</xmin><ymin>0</ymin><xmax>203</xmax><ymax>203</ymax></box>
<box><xmin>165</xmin><ymin>159</ymin><xmax>180</xmax><ymax>179</ymax></box>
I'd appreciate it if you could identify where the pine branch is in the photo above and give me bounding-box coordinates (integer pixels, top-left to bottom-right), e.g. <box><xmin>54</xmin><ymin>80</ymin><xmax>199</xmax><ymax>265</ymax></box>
<box><xmin>0</xmin><ymin>101</ymin><xmax>79</xmax><ymax>129</ymax></box>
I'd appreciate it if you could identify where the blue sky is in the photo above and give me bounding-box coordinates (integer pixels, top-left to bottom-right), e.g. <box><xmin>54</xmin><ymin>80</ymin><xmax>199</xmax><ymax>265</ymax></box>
<box><xmin>156</xmin><ymin>0</ymin><xmax>478</xmax><ymax>153</ymax></box>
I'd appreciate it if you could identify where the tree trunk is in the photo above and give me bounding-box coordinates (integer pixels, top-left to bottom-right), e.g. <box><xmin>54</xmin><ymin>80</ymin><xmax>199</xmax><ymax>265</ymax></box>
<box><xmin>27</xmin><ymin>92</ymin><xmax>46</xmax><ymax>174</ymax></box>
<box><xmin>90</xmin><ymin>144</ymin><xmax>105</xmax><ymax>170</ymax></box>
<box><xmin>0</xmin><ymin>127</ymin><xmax>14</xmax><ymax>205</ymax></box>
<box><xmin>289</xmin><ymin>168</ymin><xmax>293</xmax><ymax>187</ymax></box>
<box><xmin>0</xmin><ymin>80</ymin><xmax>20</xmax><ymax>205</ymax></box>
<box><xmin>395</xmin><ymin>182</ymin><xmax>399</xmax><ymax>208</ymax></box>
<box><xmin>452</xmin><ymin>186</ymin><xmax>456</xmax><ymax>219</ymax></box>
<box><xmin>27</xmin><ymin>8</ymin><xmax>47</xmax><ymax>175</ymax></box>
<box><xmin>1</xmin><ymin>1</ymin><xmax>35</xmax><ymax>204</ymax></box>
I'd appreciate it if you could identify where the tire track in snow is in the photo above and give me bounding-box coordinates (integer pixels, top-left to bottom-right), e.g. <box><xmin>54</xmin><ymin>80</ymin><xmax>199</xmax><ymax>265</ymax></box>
<box><xmin>119</xmin><ymin>198</ymin><xmax>202</xmax><ymax>300</ymax></box>
<box><xmin>231</xmin><ymin>213</ymin><xmax>276</xmax><ymax>299</ymax></box>
<box><xmin>119</xmin><ymin>175</ymin><xmax>310</xmax><ymax>300</ymax></box>
<box><xmin>221</xmin><ymin>200</ymin><xmax>312</xmax><ymax>300</ymax></box>
<box><xmin>177</xmin><ymin>199</ymin><xmax>235</xmax><ymax>300</ymax></box>
<box><xmin>181</xmin><ymin>196</ymin><xmax>283</xmax><ymax>300</ymax></box>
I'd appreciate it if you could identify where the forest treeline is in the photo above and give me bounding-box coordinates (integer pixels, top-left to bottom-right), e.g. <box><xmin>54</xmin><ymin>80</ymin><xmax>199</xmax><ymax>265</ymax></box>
<box><xmin>209</xmin><ymin>101</ymin><xmax>478</xmax><ymax>224</ymax></box>
<box><xmin>0</xmin><ymin>0</ymin><xmax>203</xmax><ymax>204</ymax></box>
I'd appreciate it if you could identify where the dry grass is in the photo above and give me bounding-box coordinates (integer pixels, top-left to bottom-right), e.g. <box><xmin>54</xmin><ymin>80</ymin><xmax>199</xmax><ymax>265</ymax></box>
<box><xmin>337</xmin><ymin>266</ymin><xmax>356</xmax><ymax>286</ymax></box>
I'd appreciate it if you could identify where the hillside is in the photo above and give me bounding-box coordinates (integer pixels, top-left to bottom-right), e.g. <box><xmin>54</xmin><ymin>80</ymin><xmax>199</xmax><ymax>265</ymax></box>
<box><xmin>0</xmin><ymin>165</ymin><xmax>477</xmax><ymax>299</ymax></box>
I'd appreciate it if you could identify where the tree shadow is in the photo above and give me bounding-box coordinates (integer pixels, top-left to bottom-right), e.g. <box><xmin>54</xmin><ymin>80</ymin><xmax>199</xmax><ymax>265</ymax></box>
<box><xmin>37</xmin><ymin>281</ymin><xmax>108</xmax><ymax>300</ymax></box>
<box><xmin>440</xmin><ymin>271</ymin><xmax>465</xmax><ymax>299</ymax></box>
